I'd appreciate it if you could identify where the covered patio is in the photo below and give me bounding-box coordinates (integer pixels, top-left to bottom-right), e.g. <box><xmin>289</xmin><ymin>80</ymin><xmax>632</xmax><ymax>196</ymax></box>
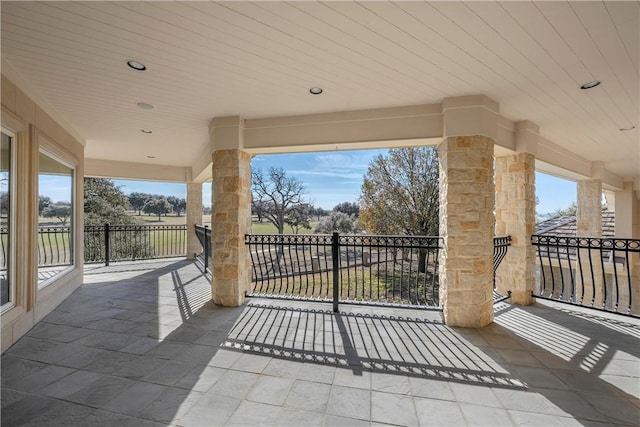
<box><xmin>1</xmin><ymin>2</ymin><xmax>639</xmax><ymax>425</ymax></box>
<box><xmin>2</xmin><ymin>259</ymin><xmax>638</xmax><ymax>426</ymax></box>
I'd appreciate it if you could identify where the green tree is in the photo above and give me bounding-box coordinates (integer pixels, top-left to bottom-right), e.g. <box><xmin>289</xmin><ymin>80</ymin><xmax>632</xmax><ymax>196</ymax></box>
<box><xmin>42</xmin><ymin>202</ymin><xmax>72</xmax><ymax>225</ymax></box>
<box><xmin>360</xmin><ymin>147</ymin><xmax>439</xmax><ymax>272</ymax></box>
<box><xmin>252</xmin><ymin>167</ymin><xmax>307</xmax><ymax>234</ymax></box>
<box><xmin>333</xmin><ymin>202</ymin><xmax>360</xmax><ymax>218</ymax></box>
<box><xmin>38</xmin><ymin>195</ymin><xmax>52</xmax><ymax>216</ymax></box>
<box><xmin>83</xmin><ymin>178</ymin><xmax>149</xmax><ymax>262</ymax></box>
<box><xmin>251</xmin><ymin>200</ymin><xmax>267</xmax><ymax>223</ymax></box>
<box><xmin>0</xmin><ymin>192</ymin><xmax>9</xmax><ymax>217</ymax></box>
<box><xmin>143</xmin><ymin>197</ymin><xmax>173</xmax><ymax>221</ymax></box>
<box><xmin>84</xmin><ymin>178</ymin><xmax>136</xmax><ymax>226</ymax></box>
<box><xmin>167</xmin><ymin>196</ymin><xmax>186</xmax><ymax>217</ymax></box>
<box><xmin>551</xmin><ymin>202</ymin><xmax>577</xmax><ymax>218</ymax></box>
<box><xmin>285</xmin><ymin>204</ymin><xmax>312</xmax><ymax>234</ymax></box>
<box><xmin>314</xmin><ymin>211</ymin><xmax>358</xmax><ymax>234</ymax></box>
<box><xmin>128</xmin><ymin>192</ymin><xmax>150</xmax><ymax>215</ymax></box>
<box><xmin>311</xmin><ymin>206</ymin><xmax>329</xmax><ymax>221</ymax></box>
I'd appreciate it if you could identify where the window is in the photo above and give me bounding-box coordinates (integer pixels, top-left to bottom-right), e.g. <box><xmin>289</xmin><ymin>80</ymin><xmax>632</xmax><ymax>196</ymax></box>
<box><xmin>38</xmin><ymin>152</ymin><xmax>74</xmax><ymax>285</ymax></box>
<box><xmin>1</xmin><ymin>131</ymin><xmax>13</xmax><ymax>307</ymax></box>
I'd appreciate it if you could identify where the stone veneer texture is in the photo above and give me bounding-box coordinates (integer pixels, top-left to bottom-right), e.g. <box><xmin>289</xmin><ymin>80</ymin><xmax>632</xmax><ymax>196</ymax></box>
<box><xmin>439</xmin><ymin>135</ymin><xmax>495</xmax><ymax>327</ymax></box>
<box><xmin>495</xmin><ymin>153</ymin><xmax>536</xmax><ymax>305</ymax></box>
<box><xmin>186</xmin><ymin>182</ymin><xmax>203</xmax><ymax>260</ymax></box>
<box><xmin>211</xmin><ymin>149</ymin><xmax>252</xmax><ymax>307</ymax></box>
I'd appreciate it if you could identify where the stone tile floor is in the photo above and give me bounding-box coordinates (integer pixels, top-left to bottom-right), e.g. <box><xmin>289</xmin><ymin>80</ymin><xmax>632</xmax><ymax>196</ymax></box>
<box><xmin>2</xmin><ymin>259</ymin><xmax>639</xmax><ymax>426</ymax></box>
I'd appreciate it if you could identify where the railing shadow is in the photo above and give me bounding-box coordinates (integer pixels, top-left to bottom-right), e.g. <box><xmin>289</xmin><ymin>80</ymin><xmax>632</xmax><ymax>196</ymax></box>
<box><xmin>222</xmin><ymin>302</ymin><xmax>527</xmax><ymax>389</ymax></box>
<box><xmin>487</xmin><ymin>302</ymin><xmax>640</xmax><ymax>425</ymax></box>
<box><xmin>1</xmin><ymin>259</ymin><xmax>245</xmax><ymax>426</ymax></box>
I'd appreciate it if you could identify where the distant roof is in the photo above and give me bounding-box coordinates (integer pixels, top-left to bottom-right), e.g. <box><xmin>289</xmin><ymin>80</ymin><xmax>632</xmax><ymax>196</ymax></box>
<box><xmin>535</xmin><ymin>209</ymin><xmax>614</xmax><ymax>237</ymax></box>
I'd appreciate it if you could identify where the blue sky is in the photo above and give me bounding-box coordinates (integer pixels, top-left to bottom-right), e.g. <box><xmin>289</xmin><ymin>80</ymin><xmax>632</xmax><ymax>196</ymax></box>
<box><xmin>40</xmin><ymin>149</ymin><xmax>577</xmax><ymax>216</ymax></box>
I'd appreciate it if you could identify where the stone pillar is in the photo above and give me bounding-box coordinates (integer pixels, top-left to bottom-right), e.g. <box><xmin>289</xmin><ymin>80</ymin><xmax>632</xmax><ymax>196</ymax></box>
<box><xmin>439</xmin><ymin>135</ymin><xmax>495</xmax><ymax>327</ymax></box>
<box><xmin>613</xmin><ymin>181</ymin><xmax>640</xmax><ymax>314</ymax></box>
<box><xmin>577</xmin><ymin>180</ymin><xmax>602</xmax><ymax>237</ymax></box>
<box><xmin>186</xmin><ymin>182</ymin><xmax>203</xmax><ymax>260</ymax></box>
<box><xmin>439</xmin><ymin>95</ymin><xmax>499</xmax><ymax>328</ymax></box>
<box><xmin>495</xmin><ymin>153</ymin><xmax>536</xmax><ymax>305</ymax></box>
<box><xmin>576</xmin><ymin>179</ymin><xmax>603</xmax><ymax>307</ymax></box>
<box><xmin>494</xmin><ymin>121</ymin><xmax>538</xmax><ymax>305</ymax></box>
<box><xmin>209</xmin><ymin>116</ymin><xmax>252</xmax><ymax>307</ymax></box>
<box><xmin>613</xmin><ymin>181</ymin><xmax>639</xmax><ymax>239</ymax></box>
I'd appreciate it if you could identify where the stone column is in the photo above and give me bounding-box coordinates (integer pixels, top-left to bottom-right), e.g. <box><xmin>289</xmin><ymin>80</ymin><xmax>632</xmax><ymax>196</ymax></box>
<box><xmin>576</xmin><ymin>179</ymin><xmax>603</xmax><ymax>307</ymax></box>
<box><xmin>186</xmin><ymin>182</ymin><xmax>203</xmax><ymax>260</ymax></box>
<box><xmin>439</xmin><ymin>95</ymin><xmax>499</xmax><ymax>328</ymax></box>
<box><xmin>209</xmin><ymin>116</ymin><xmax>252</xmax><ymax>307</ymax></box>
<box><xmin>577</xmin><ymin>180</ymin><xmax>602</xmax><ymax>237</ymax></box>
<box><xmin>439</xmin><ymin>135</ymin><xmax>495</xmax><ymax>327</ymax></box>
<box><xmin>613</xmin><ymin>181</ymin><xmax>639</xmax><ymax>239</ymax></box>
<box><xmin>495</xmin><ymin>153</ymin><xmax>536</xmax><ymax>305</ymax></box>
<box><xmin>494</xmin><ymin>121</ymin><xmax>538</xmax><ymax>306</ymax></box>
<box><xmin>613</xmin><ymin>181</ymin><xmax>639</xmax><ymax>313</ymax></box>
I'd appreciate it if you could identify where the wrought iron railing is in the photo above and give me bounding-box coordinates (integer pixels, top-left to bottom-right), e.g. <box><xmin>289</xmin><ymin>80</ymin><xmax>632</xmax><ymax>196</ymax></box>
<box><xmin>0</xmin><ymin>227</ymin><xmax>9</xmax><ymax>271</ymax></box>
<box><xmin>3</xmin><ymin>223</ymin><xmax>188</xmax><ymax>268</ymax></box>
<box><xmin>532</xmin><ymin>234</ymin><xmax>640</xmax><ymax>317</ymax></box>
<box><xmin>493</xmin><ymin>235</ymin><xmax>512</xmax><ymax>303</ymax></box>
<box><xmin>194</xmin><ymin>224</ymin><xmax>211</xmax><ymax>274</ymax></box>
<box><xmin>85</xmin><ymin>224</ymin><xmax>187</xmax><ymax>265</ymax></box>
<box><xmin>38</xmin><ymin>226</ymin><xmax>73</xmax><ymax>267</ymax></box>
<box><xmin>246</xmin><ymin>233</ymin><xmax>443</xmax><ymax>311</ymax></box>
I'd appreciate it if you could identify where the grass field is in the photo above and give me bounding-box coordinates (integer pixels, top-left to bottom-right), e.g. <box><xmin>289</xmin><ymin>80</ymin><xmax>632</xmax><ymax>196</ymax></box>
<box><xmin>250</xmin><ymin>266</ymin><xmax>438</xmax><ymax>306</ymax></box>
<box><xmin>250</xmin><ymin>220</ymin><xmax>319</xmax><ymax>235</ymax></box>
<box><xmin>39</xmin><ymin>212</ymin><xmax>322</xmax><ymax>235</ymax></box>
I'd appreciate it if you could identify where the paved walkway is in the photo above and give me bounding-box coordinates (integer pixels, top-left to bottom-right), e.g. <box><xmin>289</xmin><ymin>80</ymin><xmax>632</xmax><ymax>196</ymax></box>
<box><xmin>2</xmin><ymin>259</ymin><xmax>639</xmax><ymax>426</ymax></box>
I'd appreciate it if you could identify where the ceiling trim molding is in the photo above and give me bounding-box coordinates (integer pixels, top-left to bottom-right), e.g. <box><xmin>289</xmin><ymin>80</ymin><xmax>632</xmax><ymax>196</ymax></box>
<box><xmin>85</xmin><ymin>158</ymin><xmax>190</xmax><ymax>183</ymax></box>
<box><xmin>243</xmin><ymin>104</ymin><xmax>442</xmax><ymax>153</ymax></box>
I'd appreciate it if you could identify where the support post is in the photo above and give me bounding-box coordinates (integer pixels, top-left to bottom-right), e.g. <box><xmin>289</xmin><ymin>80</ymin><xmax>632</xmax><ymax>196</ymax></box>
<box><xmin>204</xmin><ymin>225</ymin><xmax>209</xmax><ymax>273</ymax></box>
<box><xmin>439</xmin><ymin>95</ymin><xmax>499</xmax><ymax>327</ymax></box>
<box><xmin>186</xmin><ymin>182</ymin><xmax>203</xmax><ymax>260</ymax></box>
<box><xmin>332</xmin><ymin>232</ymin><xmax>340</xmax><ymax>313</ymax></box>
<box><xmin>209</xmin><ymin>116</ymin><xmax>252</xmax><ymax>306</ymax></box>
<box><xmin>576</xmin><ymin>179</ymin><xmax>604</xmax><ymax>307</ymax></box>
<box><xmin>104</xmin><ymin>223</ymin><xmax>110</xmax><ymax>266</ymax></box>
<box><xmin>495</xmin><ymin>149</ymin><xmax>536</xmax><ymax>305</ymax></box>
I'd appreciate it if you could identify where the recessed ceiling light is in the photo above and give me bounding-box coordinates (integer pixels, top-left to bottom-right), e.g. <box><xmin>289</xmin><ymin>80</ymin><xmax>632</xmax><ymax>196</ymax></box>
<box><xmin>309</xmin><ymin>87</ymin><xmax>323</xmax><ymax>95</ymax></box>
<box><xmin>147</xmin><ymin>155</ymin><xmax>155</xmax><ymax>159</ymax></box>
<box><xmin>619</xmin><ymin>125</ymin><xmax>636</xmax><ymax>132</ymax></box>
<box><xmin>580</xmin><ymin>80</ymin><xmax>601</xmax><ymax>90</ymax></box>
<box><xmin>127</xmin><ymin>60</ymin><xmax>146</xmax><ymax>71</ymax></box>
<box><xmin>137</xmin><ymin>102</ymin><xmax>154</xmax><ymax>110</ymax></box>
<box><xmin>141</xmin><ymin>129</ymin><xmax>152</xmax><ymax>134</ymax></box>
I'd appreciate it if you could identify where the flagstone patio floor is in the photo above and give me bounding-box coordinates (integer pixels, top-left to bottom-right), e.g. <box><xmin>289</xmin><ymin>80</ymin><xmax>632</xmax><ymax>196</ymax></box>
<box><xmin>2</xmin><ymin>259</ymin><xmax>639</xmax><ymax>426</ymax></box>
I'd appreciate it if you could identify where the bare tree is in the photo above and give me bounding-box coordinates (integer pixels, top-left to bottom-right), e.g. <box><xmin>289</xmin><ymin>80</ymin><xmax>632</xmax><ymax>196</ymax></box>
<box><xmin>252</xmin><ymin>167</ymin><xmax>307</xmax><ymax>234</ymax></box>
<box><xmin>252</xmin><ymin>167</ymin><xmax>308</xmax><ymax>273</ymax></box>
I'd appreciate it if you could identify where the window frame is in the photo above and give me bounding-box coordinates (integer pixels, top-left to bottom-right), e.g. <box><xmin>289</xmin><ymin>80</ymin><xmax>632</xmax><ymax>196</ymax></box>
<box><xmin>1</xmin><ymin>127</ymin><xmax>17</xmax><ymax>312</ymax></box>
<box><xmin>37</xmin><ymin>147</ymin><xmax>77</xmax><ymax>290</ymax></box>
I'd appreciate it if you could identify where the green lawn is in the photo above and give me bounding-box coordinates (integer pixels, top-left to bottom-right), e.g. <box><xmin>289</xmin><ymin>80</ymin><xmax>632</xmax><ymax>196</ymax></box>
<box><xmin>251</xmin><ymin>220</ymin><xmax>319</xmax><ymax>234</ymax></box>
<box><xmin>250</xmin><ymin>267</ymin><xmax>438</xmax><ymax>306</ymax></box>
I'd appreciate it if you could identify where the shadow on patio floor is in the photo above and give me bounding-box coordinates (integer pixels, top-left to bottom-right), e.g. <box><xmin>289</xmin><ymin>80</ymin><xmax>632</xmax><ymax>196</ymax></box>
<box><xmin>1</xmin><ymin>259</ymin><xmax>639</xmax><ymax>426</ymax></box>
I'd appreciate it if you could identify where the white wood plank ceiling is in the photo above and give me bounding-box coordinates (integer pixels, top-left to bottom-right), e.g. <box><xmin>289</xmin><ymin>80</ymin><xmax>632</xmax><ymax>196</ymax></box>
<box><xmin>1</xmin><ymin>1</ymin><xmax>638</xmax><ymax>179</ymax></box>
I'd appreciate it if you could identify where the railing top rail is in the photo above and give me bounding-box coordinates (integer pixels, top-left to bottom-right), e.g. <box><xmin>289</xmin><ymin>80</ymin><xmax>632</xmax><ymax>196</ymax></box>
<box><xmin>338</xmin><ymin>234</ymin><xmax>442</xmax><ymax>248</ymax></box>
<box><xmin>36</xmin><ymin>225</ymin><xmax>72</xmax><ymax>230</ymax></box>
<box><xmin>494</xmin><ymin>235</ymin><xmax>512</xmax><ymax>245</ymax></box>
<box><xmin>84</xmin><ymin>223</ymin><xmax>187</xmax><ymax>230</ymax></box>
<box><xmin>194</xmin><ymin>224</ymin><xmax>212</xmax><ymax>234</ymax></box>
<box><xmin>245</xmin><ymin>233</ymin><xmax>443</xmax><ymax>249</ymax></box>
<box><xmin>532</xmin><ymin>234</ymin><xmax>640</xmax><ymax>252</ymax></box>
<box><xmin>245</xmin><ymin>234</ymin><xmax>332</xmax><ymax>245</ymax></box>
